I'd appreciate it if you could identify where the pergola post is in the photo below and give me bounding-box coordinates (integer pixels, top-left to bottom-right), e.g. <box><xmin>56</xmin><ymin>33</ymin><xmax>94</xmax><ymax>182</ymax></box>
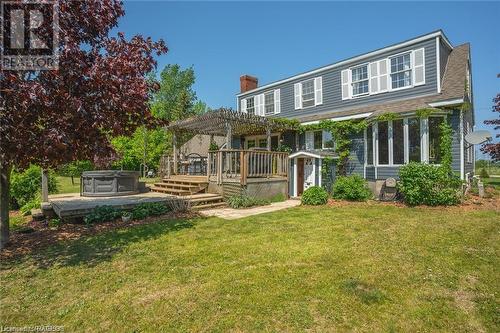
<box><xmin>172</xmin><ymin>131</ymin><xmax>178</xmax><ymax>175</ymax></box>
<box><xmin>266</xmin><ymin>126</ymin><xmax>271</xmax><ymax>151</ymax></box>
<box><xmin>226</xmin><ymin>123</ymin><xmax>232</xmax><ymax>150</ymax></box>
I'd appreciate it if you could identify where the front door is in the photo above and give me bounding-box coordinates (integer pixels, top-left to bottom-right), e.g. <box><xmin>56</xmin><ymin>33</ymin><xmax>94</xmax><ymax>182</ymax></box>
<box><xmin>304</xmin><ymin>158</ymin><xmax>314</xmax><ymax>190</ymax></box>
<box><xmin>297</xmin><ymin>158</ymin><xmax>304</xmax><ymax>196</ymax></box>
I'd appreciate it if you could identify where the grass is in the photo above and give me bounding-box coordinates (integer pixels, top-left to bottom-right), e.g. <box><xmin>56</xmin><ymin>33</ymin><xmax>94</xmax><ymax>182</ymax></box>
<box><xmin>483</xmin><ymin>177</ymin><xmax>500</xmax><ymax>190</ymax></box>
<box><xmin>1</xmin><ymin>204</ymin><xmax>498</xmax><ymax>331</ymax></box>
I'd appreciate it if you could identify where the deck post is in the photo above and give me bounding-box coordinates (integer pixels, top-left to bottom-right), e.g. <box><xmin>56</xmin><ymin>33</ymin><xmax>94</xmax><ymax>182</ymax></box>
<box><xmin>266</xmin><ymin>126</ymin><xmax>271</xmax><ymax>151</ymax></box>
<box><xmin>172</xmin><ymin>132</ymin><xmax>178</xmax><ymax>175</ymax></box>
<box><xmin>41</xmin><ymin>169</ymin><xmax>48</xmax><ymax>202</ymax></box>
<box><xmin>226</xmin><ymin>123</ymin><xmax>232</xmax><ymax>149</ymax></box>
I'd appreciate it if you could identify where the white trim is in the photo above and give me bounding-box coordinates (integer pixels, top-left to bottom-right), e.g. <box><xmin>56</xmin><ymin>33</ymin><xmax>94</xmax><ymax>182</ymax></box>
<box><xmin>436</xmin><ymin>37</ymin><xmax>441</xmax><ymax>93</ymax></box>
<box><xmin>460</xmin><ymin>110</ymin><xmax>464</xmax><ymax>180</ymax></box>
<box><xmin>293</xmin><ymin>158</ymin><xmax>298</xmax><ymax>197</ymax></box>
<box><xmin>428</xmin><ymin>98</ymin><xmax>464</xmax><ymax>107</ymax></box>
<box><xmin>318</xmin><ymin>160</ymin><xmax>322</xmax><ymax>187</ymax></box>
<box><xmin>301</xmin><ymin>112</ymin><xmax>373</xmax><ymax>125</ymax></box>
<box><xmin>403</xmin><ymin>118</ymin><xmax>409</xmax><ymax>164</ymax></box>
<box><xmin>237</xmin><ymin>30</ymin><xmax>452</xmax><ymax>97</ymax></box>
<box><xmin>363</xmin><ymin>127</ymin><xmax>367</xmax><ymax>178</ymax></box>
<box><xmin>313</xmin><ymin>159</ymin><xmax>317</xmax><ymax>186</ymax></box>
<box><xmin>288</xmin><ymin>151</ymin><xmax>332</xmax><ymax>160</ymax></box>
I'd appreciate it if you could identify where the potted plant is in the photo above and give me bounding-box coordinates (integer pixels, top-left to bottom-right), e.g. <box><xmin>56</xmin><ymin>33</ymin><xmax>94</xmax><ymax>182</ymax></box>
<box><xmin>122</xmin><ymin>211</ymin><xmax>132</xmax><ymax>223</ymax></box>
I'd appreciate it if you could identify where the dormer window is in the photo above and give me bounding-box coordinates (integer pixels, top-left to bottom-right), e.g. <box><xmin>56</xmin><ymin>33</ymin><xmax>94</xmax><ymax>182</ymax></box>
<box><xmin>390</xmin><ymin>53</ymin><xmax>412</xmax><ymax>89</ymax></box>
<box><xmin>351</xmin><ymin>64</ymin><xmax>369</xmax><ymax>97</ymax></box>
<box><xmin>301</xmin><ymin>79</ymin><xmax>315</xmax><ymax>108</ymax></box>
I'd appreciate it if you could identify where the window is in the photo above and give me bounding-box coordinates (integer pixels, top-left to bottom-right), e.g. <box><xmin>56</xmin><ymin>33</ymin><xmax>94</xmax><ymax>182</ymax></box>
<box><xmin>264</xmin><ymin>92</ymin><xmax>274</xmax><ymax>115</ymax></box>
<box><xmin>390</xmin><ymin>53</ymin><xmax>412</xmax><ymax>89</ymax></box>
<box><xmin>258</xmin><ymin>139</ymin><xmax>267</xmax><ymax>148</ymax></box>
<box><xmin>408</xmin><ymin>117</ymin><xmax>421</xmax><ymax>162</ymax></box>
<box><xmin>378</xmin><ymin>121</ymin><xmax>389</xmax><ymax>165</ymax></box>
<box><xmin>429</xmin><ymin>117</ymin><xmax>443</xmax><ymax>164</ymax></box>
<box><xmin>367</xmin><ymin>124</ymin><xmax>373</xmax><ymax>165</ymax></box>
<box><xmin>301</xmin><ymin>79</ymin><xmax>315</xmax><ymax>108</ymax></box>
<box><xmin>246</xmin><ymin>97</ymin><xmax>255</xmax><ymax>115</ymax></box>
<box><xmin>314</xmin><ymin>131</ymin><xmax>322</xmax><ymax>150</ymax></box>
<box><xmin>247</xmin><ymin>139</ymin><xmax>256</xmax><ymax>149</ymax></box>
<box><xmin>323</xmin><ymin>131</ymin><xmax>335</xmax><ymax>149</ymax></box>
<box><xmin>393</xmin><ymin>119</ymin><xmax>404</xmax><ymax>164</ymax></box>
<box><xmin>351</xmin><ymin>65</ymin><xmax>369</xmax><ymax>96</ymax></box>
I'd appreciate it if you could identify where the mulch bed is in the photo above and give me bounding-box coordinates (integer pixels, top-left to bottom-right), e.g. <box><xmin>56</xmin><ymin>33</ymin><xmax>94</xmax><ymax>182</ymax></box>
<box><xmin>0</xmin><ymin>211</ymin><xmax>200</xmax><ymax>261</ymax></box>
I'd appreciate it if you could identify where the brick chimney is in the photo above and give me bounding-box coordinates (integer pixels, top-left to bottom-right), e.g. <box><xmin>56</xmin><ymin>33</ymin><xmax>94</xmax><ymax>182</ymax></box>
<box><xmin>240</xmin><ymin>75</ymin><xmax>258</xmax><ymax>93</ymax></box>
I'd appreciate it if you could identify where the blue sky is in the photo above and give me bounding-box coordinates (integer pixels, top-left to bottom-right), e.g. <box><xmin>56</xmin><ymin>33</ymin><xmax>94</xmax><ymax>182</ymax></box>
<box><xmin>115</xmin><ymin>1</ymin><xmax>499</xmax><ymax>153</ymax></box>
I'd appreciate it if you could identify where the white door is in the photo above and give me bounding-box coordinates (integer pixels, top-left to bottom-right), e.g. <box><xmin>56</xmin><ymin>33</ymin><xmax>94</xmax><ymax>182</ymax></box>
<box><xmin>304</xmin><ymin>158</ymin><xmax>314</xmax><ymax>190</ymax></box>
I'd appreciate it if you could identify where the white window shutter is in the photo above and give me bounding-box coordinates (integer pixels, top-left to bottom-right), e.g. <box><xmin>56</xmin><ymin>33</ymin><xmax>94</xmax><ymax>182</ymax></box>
<box><xmin>294</xmin><ymin>83</ymin><xmax>302</xmax><ymax>109</ymax></box>
<box><xmin>341</xmin><ymin>69</ymin><xmax>350</xmax><ymax>100</ymax></box>
<box><xmin>274</xmin><ymin>89</ymin><xmax>280</xmax><ymax>114</ymax></box>
<box><xmin>378</xmin><ymin>59</ymin><xmax>389</xmax><ymax>93</ymax></box>
<box><xmin>314</xmin><ymin>76</ymin><xmax>323</xmax><ymax>105</ymax></box>
<box><xmin>369</xmin><ymin>62</ymin><xmax>379</xmax><ymax>94</ymax></box>
<box><xmin>305</xmin><ymin>131</ymin><xmax>314</xmax><ymax>150</ymax></box>
<box><xmin>413</xmin><ymin>48</ymin><xmax>425</xmax><ymax>86</ymax></box>
<box><xmin>241</xmin><ymin>98</ymin><xmax>247</xmax><ymax>113</ymax></box>
<box><xmin>259</xmin><ymin>94</ymin><xmax>265</xmax><ymax>116</ymax></box>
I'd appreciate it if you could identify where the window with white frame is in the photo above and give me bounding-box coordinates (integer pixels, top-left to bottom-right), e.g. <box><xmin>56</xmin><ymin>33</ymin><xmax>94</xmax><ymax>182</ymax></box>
<box><xmin>301</xmin><ymin>79</ymin><xmax>315</xmax><ymax>108</ymax></box>
<box><xmin>428</xmin><ymin>117</ymin><xmax>444</xmax><ymax>164</ymax></box>
<box><xmin>323</xmin><ymin>131</ymin><xmax>335</xmax><ymax>149</ymax></box>
<box><xmin>408</xmin><ymin>117</ymin><xmax>421</xmax><ymax>162</ymax></box>
<box><xmin>390</xmin><ymin>53</ymin><xmax>412</xmax><ymax>89</ymax></box>
<box><xmin>313</xmin><ymin>131</ymin><xmax>322</xmax><ymax>150</ymax></box>
<box><xmin>246</xmin><ymin>97</ymin><xmax>255</xmax><ymax>115</ymax></box>
<box><xmin>264</xmin><ymin>92</ymin><xmax>274</xmax><ymax>115</ymax></box>
<box><xmin>378</xmin><ymin>121</ymin><xmax>389</xmax><ymax>165</ymax></box>
<box><xmin>351</xmin><ymin>64</ymin><xmax>369</xmax><ymax>96</ymax></box>
<box><xmin>392</xmin><ymin>119</ymin><xmax>404</xmax><ymax>165</ymax></box>
<box><xmin>366</xmin><ymin>124</ymin><xmax>373</xmax><ymax>165</ymax></box>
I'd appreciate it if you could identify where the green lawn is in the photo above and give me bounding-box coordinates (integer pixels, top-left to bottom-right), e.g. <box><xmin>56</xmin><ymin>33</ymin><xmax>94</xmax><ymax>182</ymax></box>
<box><xmin>483</xmin><ymin>177</ymin><xmax>500</xmax><ymax>190</ymax></box>
<box><xmin>1</xmin><ymin>204</ymin><xmax>498</xmax><ymax>331</ymax></box>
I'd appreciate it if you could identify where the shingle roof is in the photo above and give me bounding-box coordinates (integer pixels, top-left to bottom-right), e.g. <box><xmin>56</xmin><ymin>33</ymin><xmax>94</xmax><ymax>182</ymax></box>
<box><xmin>296</xmin><ymin>43</ymin><xmax>470</xmax><ymax>123</ymax></box>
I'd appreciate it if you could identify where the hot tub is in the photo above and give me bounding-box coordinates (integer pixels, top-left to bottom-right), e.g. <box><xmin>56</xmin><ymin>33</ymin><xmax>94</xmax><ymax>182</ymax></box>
<box><xmin>81</xmin><ymin>170</ymin><xmax>140</xmax><ymax>197</ymax></box>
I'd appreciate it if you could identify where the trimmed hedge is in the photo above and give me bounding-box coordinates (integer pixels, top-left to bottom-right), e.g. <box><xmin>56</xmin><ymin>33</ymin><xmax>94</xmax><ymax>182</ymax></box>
<box><xmin>332</xmin><ymin>175</ymin><xmax>372</xmax><ymax>201</ymax></box>
<box><xmin>301</xmin><ymin>186</ymin><xmax>329</xmax><ymax>205</ymax></box>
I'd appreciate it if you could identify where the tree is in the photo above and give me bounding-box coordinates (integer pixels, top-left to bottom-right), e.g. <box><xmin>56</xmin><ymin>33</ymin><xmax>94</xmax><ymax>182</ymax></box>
<box><xmin>481</xmin><ymin>74</ymin><xmax>500</xmax><ymax>161</ymax></box>
<box><xmin>58</xmin><ymin>160</ymin><xmax>94</xmax><ymax>185</ymax></box>
<box><xmin>0</xmin><ymin>1</ymin><xmax>167</xmax><ymax>248</ymax></box>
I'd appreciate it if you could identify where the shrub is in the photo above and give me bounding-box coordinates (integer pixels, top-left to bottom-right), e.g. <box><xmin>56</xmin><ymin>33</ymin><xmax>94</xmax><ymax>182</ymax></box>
<box><xmin>226</xmin><ymin>195</ymin><xmax>269</xmax><ymax>209</ymax></box>
<box><xmin>398</xmin><ymin>162</ymin><xmax>462</xmax><ymax>206</ymax></box>
<box><xmin>479</xmin><ymin>168</ymin><xmax>489</xmax><ymax>179</ymax></box>
<box><xmin>131</xmin><ymin>202</ymin><xmax>170</xmax><ymax>220</ymax></box>
<box><xmin>332</xmin><ymin>175</ymin><xmax>372</xmax><ymax>201</ymax></box>
<box><xmin>19</xmin><ymin>193</ymin><xmax>41</xmax><ymax>216</ymax></box>
<box><xmin>10</xmin><ymin>165</ymin><xmax>58</xmax><ymax>209</ymax></box>
<box><xmin>84</xmin><ymin>205</ymin><xmax>122</xmax><ymax>224</ymax></box>
<box><xmin>301</xmin><ymin>186</ymin><xmax>329</xmax><ymax>205</ymax></box>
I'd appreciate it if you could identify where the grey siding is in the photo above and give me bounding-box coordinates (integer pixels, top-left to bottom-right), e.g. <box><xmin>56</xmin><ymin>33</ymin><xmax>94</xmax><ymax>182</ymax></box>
<box><xmin>376</xmin><ymin>167</ymin><xmax>400</xmax><ymax>179</ymax></box>
<box><xmin>347</xmin><ymin>132</ymin><xmax>365</xmax><ymax>177</ymax></box>
<box><xmin>450</xmin><ymin>109</ymin><xmax>462</xmax><ymax>174</ymax></box>
<box><xmin>315</xmin><ymin>159</ymin><xmax>320</xmax><ymax>186</ymax></box>
<box><xmin>366</xmin><ymin>166</ymin><xmax>375</xmax><ymax>180</ymax></box>
<box><xmin>440</xmin><ymin>38</ymin><xmax>452</xmax><ymax>81</ymax></box>
<box><xmin>322</xmin><ymin>159</ymin><xmax>336</xmax><ymax>193</ymax></box>
<box><xmin>239</xmin><ymin>38</ymin><xmax>438</xmax><ymax>121</ymax></box>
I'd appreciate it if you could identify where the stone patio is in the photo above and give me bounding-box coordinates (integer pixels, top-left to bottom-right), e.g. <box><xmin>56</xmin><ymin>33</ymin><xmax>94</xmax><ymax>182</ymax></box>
<box><xmin>199</xmin><ymin>199</ymin><xmax>301</xmax><ymax>220</ymax></box>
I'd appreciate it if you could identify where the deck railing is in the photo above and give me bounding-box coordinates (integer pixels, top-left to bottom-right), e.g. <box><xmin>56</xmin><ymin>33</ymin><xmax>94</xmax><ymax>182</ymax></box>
<box><xmin>208</xmin><ymin>149</ymin><xmax>288</xmax><ymax>185</ymax></box>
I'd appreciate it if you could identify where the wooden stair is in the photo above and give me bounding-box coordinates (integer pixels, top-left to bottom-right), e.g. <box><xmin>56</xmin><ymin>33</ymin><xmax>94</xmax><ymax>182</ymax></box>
<box><xmin>183</xmin><ymin>193</ymin><xmax>226</xmax><ymax>210</ymax></box>
<box><xmin>151</xmin><ymin>176</ymin><xmax>209</xmax><ymax>196</ymax></box>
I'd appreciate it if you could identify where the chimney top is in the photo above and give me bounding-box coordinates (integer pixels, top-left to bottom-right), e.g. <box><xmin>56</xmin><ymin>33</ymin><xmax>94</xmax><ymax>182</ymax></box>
<box><xmin>240</xmin><ymin>75</ymin><xmax>258</xmax><ymax>93</ymax></box>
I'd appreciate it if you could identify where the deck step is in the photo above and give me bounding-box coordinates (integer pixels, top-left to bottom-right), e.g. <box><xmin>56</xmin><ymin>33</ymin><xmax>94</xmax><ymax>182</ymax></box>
<box><xmin>150</xmin><ymin>186</ymin><xmax>190</xmax><ymax>196</ymax></box>
<box><xmin>154</xmin><ymin>182</ymin><xmax>204</xmax><ymax>189</ymax></box>
<box><xmin>187</xmin><ymin>195</ymin><xmax>224</xmax><ymax>204</ymax></box>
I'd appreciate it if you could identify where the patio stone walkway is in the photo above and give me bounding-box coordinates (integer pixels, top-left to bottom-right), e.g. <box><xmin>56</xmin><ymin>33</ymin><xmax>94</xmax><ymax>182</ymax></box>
<box><xmin>199</xmin><ymin>199</ymin><xmax>301</xmax><ymax>220</ymax></box>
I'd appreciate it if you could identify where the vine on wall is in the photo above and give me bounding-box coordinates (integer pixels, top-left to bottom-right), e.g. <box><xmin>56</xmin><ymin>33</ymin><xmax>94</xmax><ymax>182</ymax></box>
<box><xmin>439</xmin><ymin>119</ymin><xmax>453</xmax><ymax>173</ymax></box>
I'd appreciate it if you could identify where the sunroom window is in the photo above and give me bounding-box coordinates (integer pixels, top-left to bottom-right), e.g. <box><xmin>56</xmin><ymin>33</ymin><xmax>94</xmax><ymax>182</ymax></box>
<box><xmin>408</xmin><ymin>117</ymin><xmax>421</xmax><ymax>162</ymax></box>
<box><xmin>351</xmin><ymin>65</ymin><xmax>369</xmax><ymax>96</ymax></box>
<box><xmin>301</xmin><ymin>79</ymin><xmax>315</xmax><ymax>108</ymax></box>
<box><xmin>264</xmin><ymin>92</ymin><xmax>274</xmax><ymax>115</ymax></box>
<box><xmin>367</xmin><ymin>124</ymin><xmax>373</xmax><ymax>165</ymax></box>
<box><xmin>313</xmin><ymin>131</ymin><xmax>322</xmax><ymax>150</ymax></box>
<box><xmin>378</xmin><ymin>121</ymin><xmax>389</xmax><ymax>165</ymax></box>
<box><xmin>428</xmin><ymin>117</ymin><xmax>443</xmax><ymax>164</ymax></box>
<box><xmin>393</xmin><ymin>119</ymin><xmax>404</xmax><ymax>164</ymax></box>
<box><xmin>390</xmin><ymin>53</ymin><xmax>412</xmax><ymax>89</ymax></box>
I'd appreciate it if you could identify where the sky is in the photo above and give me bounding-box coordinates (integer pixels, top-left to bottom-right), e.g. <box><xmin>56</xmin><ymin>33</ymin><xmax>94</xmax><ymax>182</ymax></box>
<box><xmin>114</xmin><ymin>1</ymin><xmax>499</xmax><ymax>156</ymax></box>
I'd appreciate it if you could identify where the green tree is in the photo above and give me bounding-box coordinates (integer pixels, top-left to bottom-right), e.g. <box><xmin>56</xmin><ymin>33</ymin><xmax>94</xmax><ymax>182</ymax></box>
<box><xmin>58</xmin><ymin>160</ymin><xmax>94</xmax><ymax>185</ymax></box>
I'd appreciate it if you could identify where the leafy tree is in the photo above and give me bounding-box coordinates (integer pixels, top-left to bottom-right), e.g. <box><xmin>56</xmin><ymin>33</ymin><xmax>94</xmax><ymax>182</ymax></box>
<box><xmin>0</xmin><ymin>1</ymin><xmax>167</xmax><ymax>248</ymax></box>
<box><xmin>481</xmin><ymin>74</ymin><xmax>500</xmax><ymax>161</ymax></box>
<box><xmin>58</xmin><ymin>160</ymin><xmax>94</xmax><ymax>185</ymax></box>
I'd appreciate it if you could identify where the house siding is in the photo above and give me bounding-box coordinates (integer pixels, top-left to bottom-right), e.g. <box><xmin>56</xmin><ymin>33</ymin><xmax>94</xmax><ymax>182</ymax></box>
<box><xmin>366</xmin><ymin>166</ymin><xmax>375</xmax><ymax>180</ymax></box>
<box><xmin>440</xmin><ymin>38</ymin><xmax>452</xmax><ymax>82</ymax></box>
<box><xmin>450</xmin><ymin>109</ymin><xmax>462</xmax><ymax>174</ymax></box>
<box><xmin>347</xmin><ymin>132</ymin><xmax>364</xmax><ymax>177</ymax></box>
<box><xmin>239</xmin><ymin>38</ymin><xmax>438</xmax><ymax>122</ymax></box>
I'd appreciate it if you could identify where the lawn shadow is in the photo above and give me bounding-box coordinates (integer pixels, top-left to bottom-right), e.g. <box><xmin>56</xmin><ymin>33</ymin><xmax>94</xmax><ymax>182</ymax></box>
<box><xmin>3</xmin><ymin>218</ymin><xmax>195</xmax><ymax>270</ymax></box>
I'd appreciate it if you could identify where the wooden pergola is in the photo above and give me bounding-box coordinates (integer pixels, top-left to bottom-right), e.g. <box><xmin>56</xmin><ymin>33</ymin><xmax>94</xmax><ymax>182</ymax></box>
<box><xmin>167</xmin><ymin>108</ymin><xmax>295</xmax><ymax>165</ymax></box>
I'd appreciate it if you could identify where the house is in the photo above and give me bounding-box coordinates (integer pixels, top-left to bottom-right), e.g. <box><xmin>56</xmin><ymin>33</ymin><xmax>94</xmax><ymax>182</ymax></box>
<box><xmin>235</xmin><ymin>30</ymin><xmax>474</xmax><ymax>197</ymax></box>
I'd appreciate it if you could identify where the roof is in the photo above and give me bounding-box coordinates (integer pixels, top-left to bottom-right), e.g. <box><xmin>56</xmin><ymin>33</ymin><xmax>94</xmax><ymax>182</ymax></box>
<box><xmin>237</xmin><ymin>30</ymin><xmax>453</xmax><ymax>97</ymax></box>
<box><xmin>289</xmin><ymin>150</ymin><xmax>338</xmax><ymax>159</ymax></box>
<box><xmin>295</xmin><ymin>43</ymin><xmax>470</xmax><ymax>123</ymax></box>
